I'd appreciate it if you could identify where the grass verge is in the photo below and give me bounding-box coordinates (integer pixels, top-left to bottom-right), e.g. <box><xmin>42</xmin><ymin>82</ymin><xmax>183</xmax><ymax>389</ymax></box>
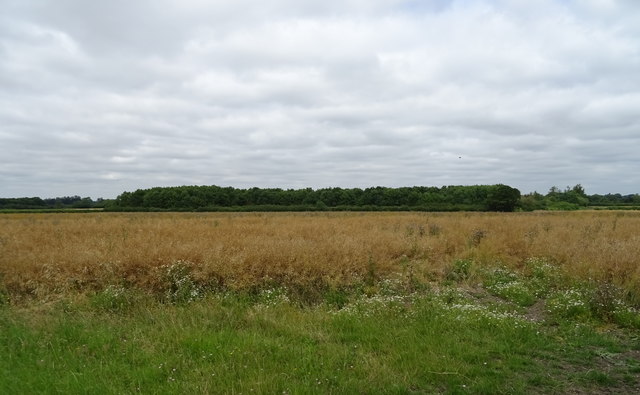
<box><xmin>1</xmin><ymin>282</ymin><xmax>639</xmax><ymax>394</ymax></box>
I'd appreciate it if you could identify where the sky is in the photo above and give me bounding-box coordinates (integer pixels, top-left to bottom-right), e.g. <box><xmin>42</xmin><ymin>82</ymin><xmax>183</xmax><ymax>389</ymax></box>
<box><xmin>1</xmin><ymin>0</ymin><xmax>639</xmax><ymax>199</ymax></box>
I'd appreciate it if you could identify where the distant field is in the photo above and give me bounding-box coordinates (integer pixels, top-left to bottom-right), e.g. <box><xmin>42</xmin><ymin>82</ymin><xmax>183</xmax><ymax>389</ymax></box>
<box><xmin>1</xmin><ymin>211</ymin><xmax>639</xmax><ymax>393</ymax></box>
<box><xmin>1</xmin><ymin>211</ymin><xmax>639</xmax><ymax>301</ymax></box>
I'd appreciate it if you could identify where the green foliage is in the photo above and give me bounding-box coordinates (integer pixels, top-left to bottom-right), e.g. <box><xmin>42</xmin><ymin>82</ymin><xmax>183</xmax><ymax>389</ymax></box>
<box><xmin>547</xmin><ymin>288</ymin><xmax>592</xmax><ymax>320</ymax></box>
<box><xmin>108</xmin><ymin>184</ymin><xmax>521</xmax><ymax>211</ymax></box>
<box><xmin>483</xmin><ymin>267</ymin><xmax>537</xmax><ymax>306</ymax></box>
<box><xmin>589</xmin><ymin>192</ymin><xmax>640</xmax><ymax>207</ymax></box>
<box><xmin>324</xmin><ymin>287</ymin><xmax>350</xmax><ymax>309</ymax></box>
<box><xmin>0</xmin><ymin>289</ymin><xmax>8</xmax><ymax>307</ymax></box>
<box><xmin>445</xmin><ymin>259</ymin><xmax>473</xmax><ymax>282</ymax></box>
<box><xmin>71</xmin><ymin>197</ymin><xmax>94</xmax><ymax>209</ymax></box>
<box><xmin>490</xmin><ymin>281</ymin><xmax>537</xmax><ymax>307</ymax></box>
<box><xmin>547</xmin><ymin>201</ymin><xmax>581</xmax><ymax>211</ymax></box>
<box><xmin>484</xmin><ymin>266</ymin><xmax>519</xmax><ymax>285</ymax></box>
<box><xmin>0</xmin><ymin>197</ymin><xmax>48</xmax><ymax>209</ymax></box>
<box><xmin>519</xmin><ymin>192</ymin><xmax>546</xmax><ymax>211</ymax></box>
<box><xmin>315</xmin><ymin>200</ymin><xmax>328</xmax><ymax>211</ymax></box>
<box><xmin>613</xmin><ymin>308</ymin><xmax>640</xmax><ymax>329</ymax></box>
<box><xmin>0</xmin><ymin>196</ymin><xmax>110</xmax><ymax>210</ymax></box>
<box><xmin>486</xmin><ymin>184</ymin><xmax>521</xmax><ymax>212</ymax></box>
<box><xmin>542</xmin><ymin>184</ymin><xmax>589</xmax><ymax>210</ymax></box>
<box><xmin>2</xmin><ymin>287</ymin><xmax>638</xmax><ymax>394</ymax></box>
<box><xmin>2</xmin><ymin>252</ymin><xmax>640</xmax><ymax>393</ymax></box>
<box><xmin>0</xmin><ymin>272</ymin><xmax>7</xmax><ymax>307</ymax></box>
<box><xmin>91</xmin><ymin>285</ymin><xmax>139</xmax><ymax>312</ymax></box>
<box><xmin>4</xmin><ymin>183</ymin><xmax>638</xmax><ymax>213</ymax></box>
<box><xmin>254</xmin><ymin>287</ymin><xmax>291</xmax><ymax>307</ymax></box>
<box><xmin>161</xmin><ymin>260</ymin><xmax>202</xmax><ymax>304</ymax></box>
<box><xmin>525</xmin><ymin>257</ymin><xmax>563</xmax><ymax>297</ymax></box>
<box><xmin>588</xmin><ymin>281</ymin><xmax>624</xmax><ymax>321</ymax></box>
<box><xmin>365</xmin><ymin>256</ymin><xmax>378</xmax><ymax>287</ymax></box>
<box><xmin>518</xmin><ymin>184</ymin><xmax>640</xmax><ymax>211</ymax></box>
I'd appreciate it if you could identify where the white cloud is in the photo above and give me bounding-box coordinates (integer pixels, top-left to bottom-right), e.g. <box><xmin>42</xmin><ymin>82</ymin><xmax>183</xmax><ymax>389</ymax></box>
<box><xmin>1</xmin><ymin>0</ymin><xmax>639</xmax><ymax>198</ymax></box>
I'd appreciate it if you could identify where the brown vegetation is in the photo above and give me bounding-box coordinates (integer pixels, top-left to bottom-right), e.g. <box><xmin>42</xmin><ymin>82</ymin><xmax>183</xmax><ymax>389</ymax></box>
<box><xmin>1</xmin><ymin>211</ymin><xmax>639</xmax><ymax>302</ymax></box>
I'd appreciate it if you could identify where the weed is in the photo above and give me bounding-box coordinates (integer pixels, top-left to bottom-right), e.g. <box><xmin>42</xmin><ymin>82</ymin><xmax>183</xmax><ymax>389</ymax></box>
<box><xmin>612</xmin><ymin>308</ymin><xmax>640</xmax><ymax>329</ymax></box>
<box><xmin>547</xmin><ymin>288</ymin><xmax>591</xmax><ymax>321</ymax></box>
<box><xmin>484</xmin><ymin>266</ymin><xmax>519</xmax><ymax>285</ymax></box>
<box><xmin>524</xmin><ymin>226</ymin><xmax>539</xmax><ymax>243</ymax></box>
<box><xmin>91</xmin><ymin>285</ymin><xmax>137</xmax><ymax>311</ymax></box>
<box><xmin>365</xmin><ymin>256</ymin><xmax>378</xmax><ymax>287</ymax></box>
<box><xmin>483</xmin><ymin>267</ymin><xmax>537</xmax><ymax>306</ymax></box>
<box><xmin>445</xmin><ymin>259</ymin><xmax>473</xmax><ymax>282</ymax></box>
<box><xmin>428</xmin><ymin>223</ymin><xmax>442</xmax><ymax>236</ymax></box>
<box><xmin>325</xmin><ymin>287</ymin><xmax>350</xmax><ymax>309</ymax></box>
<box><xmin>525</xmin><ymin>257</ymin><xmax>563</xmax><ymax>297</ymax></box>
<box><xmin>469</xmin><ymin>228</ymin><xmax>487</xmax><ymax>246</ymax></box>
<box><xmin>255</xmin><ymin>287</ymin><xmax>290</xmax><ymax>308</ymax></box>
<box><xmin>588</xmin><ymin>281</ymin><xmax>624</xmax><ymax>322</ymax></box>
<box><xmin>161</xmin><ymin>260</ymin><xmax>202</xmax><ymax>304</ymax></box>
<box><xmin>284</xmin><ymin>278</ymin><xmax>328</xmax><ymax>306</ymax></box>
<box><xmin>489</xmin><ymin>281</ymin><xmax>537</xmax><ymax>307</ymax></box>
<box><xmin>405</xmin><ymin>223</ymin><xmax>425</xmax><ymax>237</ymax></box>
<box><xmin>0</xmin><ymin>278</ymin><xmax>8</xmax><ymax>306</ymax></box>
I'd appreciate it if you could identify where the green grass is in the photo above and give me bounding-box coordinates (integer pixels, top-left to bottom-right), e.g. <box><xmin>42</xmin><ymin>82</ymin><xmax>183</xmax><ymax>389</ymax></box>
<box><xmin>2</xmin><ymin>258</ymin><xmax>639</xmax><ymax>393</ymax></box>
<box><xmin>1</xmin><ymin>285</ymin><xmax>639</xmax><ymax>394</ymax></box>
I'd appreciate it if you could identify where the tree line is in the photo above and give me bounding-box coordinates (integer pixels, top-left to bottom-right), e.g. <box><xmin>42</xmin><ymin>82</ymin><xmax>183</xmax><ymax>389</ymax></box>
<box><xmin>108</xmin><ymin>184</ymin><xmax>521</xmax><ymax>212</ymax></box>
<box><xmin>2</xmin><ymin>184</ymin><xmax>638</xmax><ymax>212</ymax></box>
<box><xmin>520</xmin><ymin>184</ymin><xmax>640</xmax><ymax>211</ymax></box>
<box><xmin>0</xmin><ymin>196</ymin><xmax>107</xmax><ymax>210</ymax></box>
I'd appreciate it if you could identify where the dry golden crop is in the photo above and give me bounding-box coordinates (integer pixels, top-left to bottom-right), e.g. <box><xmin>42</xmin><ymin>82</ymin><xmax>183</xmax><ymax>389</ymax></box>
<box><xmin>1</xmin><ymin>211</ymin><xmax>639</xmax><ymax>301</ymax></box>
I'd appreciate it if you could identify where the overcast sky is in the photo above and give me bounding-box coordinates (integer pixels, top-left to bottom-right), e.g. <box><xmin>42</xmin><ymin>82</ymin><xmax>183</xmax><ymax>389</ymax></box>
<box><xmin>1</xmin><ymin>0</ymin><xmax>639</xmax><ymax>199</ymax></box>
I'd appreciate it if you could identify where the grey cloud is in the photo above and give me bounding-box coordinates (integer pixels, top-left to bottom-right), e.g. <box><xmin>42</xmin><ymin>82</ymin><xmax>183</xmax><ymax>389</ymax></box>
<box><xmin>1</xmin><ymin>0</ymin><xmax>639</xmax><ymax>198</ymax></box>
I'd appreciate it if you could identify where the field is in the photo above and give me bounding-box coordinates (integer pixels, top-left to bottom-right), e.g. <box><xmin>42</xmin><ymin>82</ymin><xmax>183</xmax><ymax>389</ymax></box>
<box><xmin>1</xmin><ymin>211</ymin><xmax>640</xmax><ymax>393</ymax></box>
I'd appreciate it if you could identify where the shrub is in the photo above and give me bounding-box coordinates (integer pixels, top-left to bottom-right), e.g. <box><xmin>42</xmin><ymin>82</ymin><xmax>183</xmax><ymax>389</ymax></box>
<box><xmin>588</xmin><ymin>281</ymin><xmax>622</xmax><ymax>321</ymax></box>
<box><xmin>445</xmin><ymin>259</ymin><xmax>473</xmax><ymax>282</ymax></box>
<box><xmin>486</xmin><ymin>184</ymin><xmax>521</xmax><ymax>212</ymax></box>
<box><xmin>325</xmin><ymin>287</ymin><xmax>350</xmax><ymax>309</ymax></box>
<box><xmin>161</xmin><ymin>260</ymin><xmax>202</xmax><ymax>304</ymax></box>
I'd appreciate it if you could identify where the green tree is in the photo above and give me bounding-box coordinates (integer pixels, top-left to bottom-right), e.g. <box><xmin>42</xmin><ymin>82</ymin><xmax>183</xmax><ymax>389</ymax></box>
<box><xmin>519</xmin><ymin>192</ymin><xmax>545</xmax><ymax>211</ymax></box>
<box><xmin>486</xmin><ymin>184</ymin><xmax>521</xmax><ymax>212</ymax></box>
<box><xmin>71</xmin><ymin>197</ymin><xmax>94</xmax><ymax>208</ymax></box>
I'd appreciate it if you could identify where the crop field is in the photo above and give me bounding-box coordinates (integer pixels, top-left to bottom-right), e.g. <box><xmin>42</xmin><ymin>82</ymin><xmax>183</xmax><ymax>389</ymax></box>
<box><xmin>2</xmin><ymin>211</ymin><xmax>640</xmax><ymax>300</ymax></box>
<box><xmin>1</xmin><ymin>211</ymin><xmax>640</xmax><ymax>393</ymax></box>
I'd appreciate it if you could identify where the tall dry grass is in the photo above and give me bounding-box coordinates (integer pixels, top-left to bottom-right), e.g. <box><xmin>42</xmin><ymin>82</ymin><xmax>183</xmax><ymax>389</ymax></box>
<box><xmin>1</xmin><ymin>211</ymin><xmax>639</xmax><ymax>301</ymax></box>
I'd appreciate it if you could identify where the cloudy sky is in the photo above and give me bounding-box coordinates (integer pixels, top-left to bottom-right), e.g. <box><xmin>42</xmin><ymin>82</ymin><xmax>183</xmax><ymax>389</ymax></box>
<box><xmin>1</xmin><ymin>0</ymin><xmax>639</xmax><ymax>199</ymax></box>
